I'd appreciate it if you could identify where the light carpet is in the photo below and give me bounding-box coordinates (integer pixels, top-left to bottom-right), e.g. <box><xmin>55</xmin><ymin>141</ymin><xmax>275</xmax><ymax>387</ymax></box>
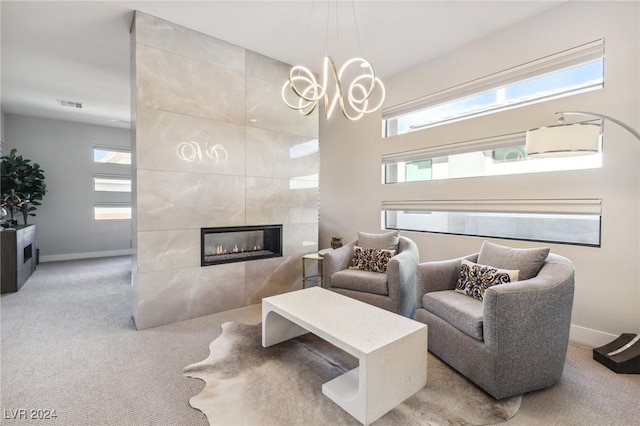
<box><xmin>184</xmin><ymin>321</ymin><xmax>521</xmax><ymax>425</ymax></box>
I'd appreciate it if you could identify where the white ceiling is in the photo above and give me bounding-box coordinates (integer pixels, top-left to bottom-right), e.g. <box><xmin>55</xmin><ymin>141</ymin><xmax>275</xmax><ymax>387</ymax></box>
<box><xmin>1</xmin><ymin>1</ymin><xmax>562</xmax><ymax>129</ymax></box>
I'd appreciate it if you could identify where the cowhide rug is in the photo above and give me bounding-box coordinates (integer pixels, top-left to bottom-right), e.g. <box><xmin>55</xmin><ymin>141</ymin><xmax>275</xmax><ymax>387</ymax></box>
<box><xmin>184</xmin><ymin>321</ymin><xmax>521</xmax><ymax>425</ymax></box>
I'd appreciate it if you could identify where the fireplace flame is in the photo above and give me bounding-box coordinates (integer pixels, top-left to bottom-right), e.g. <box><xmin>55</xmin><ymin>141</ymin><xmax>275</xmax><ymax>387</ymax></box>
<box><xmin>210</xmin><ymin>243</ymin><xmax>262</xmax><ymax>256</ymax></box>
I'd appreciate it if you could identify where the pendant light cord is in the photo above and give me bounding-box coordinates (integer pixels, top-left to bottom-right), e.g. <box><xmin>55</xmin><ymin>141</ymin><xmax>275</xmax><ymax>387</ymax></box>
<box><xmin>325</xmin><ymin>0</ymin><xmax>330</xmax><ymax>55</ymax></box>
<box><xmin>295</xmin><ymin>0</ymin><xmax>318</xmax><ymax>79</ymax></box>
<box><xmin>350</xmin><ymin>0</ymin><xmax>363</xmax><ymax>56</ymax></box>
<box><xmin>335</xmin><ymin>0</ymin><xmax>340</xmax><ymax>51</ymax></box>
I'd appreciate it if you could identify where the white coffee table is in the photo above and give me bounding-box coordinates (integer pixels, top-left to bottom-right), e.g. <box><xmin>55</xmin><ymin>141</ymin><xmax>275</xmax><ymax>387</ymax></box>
<box><xmin>262</xmin><ymin>287</ymin><xmax>427</xmax><ymax>425</ymax></box>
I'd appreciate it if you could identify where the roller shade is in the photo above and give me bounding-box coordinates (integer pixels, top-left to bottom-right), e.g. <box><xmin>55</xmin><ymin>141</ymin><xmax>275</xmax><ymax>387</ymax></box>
<box><xmin>382</xmin><ymin>39</ymin><xmax>604</xmax><ymax>121</ymax></box>
<box><xmin>381</xmin><ymin>199</ymin><xmax>602</xmax><ymax>215</ymax></box>
<box><xmin>381</xmin><ymin>132</ymin><xmax>525</xmax><ymax>164</ymax></box>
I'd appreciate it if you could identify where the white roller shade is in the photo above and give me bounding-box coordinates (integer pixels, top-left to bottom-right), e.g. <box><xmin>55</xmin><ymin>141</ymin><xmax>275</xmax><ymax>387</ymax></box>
<box><xmin>381</xmin><ymin>132</ymin><xmax>525</xmax><ymax>164</ymax></box>
<box><xmin>382</xmin><ymin>39</ymin><xmax>604</xmax><ymax>121</ymax></box>
<box><xmin>381</xmin><ymin>199</ymin><xmax>602</xmax><ymax>215</ymax></box>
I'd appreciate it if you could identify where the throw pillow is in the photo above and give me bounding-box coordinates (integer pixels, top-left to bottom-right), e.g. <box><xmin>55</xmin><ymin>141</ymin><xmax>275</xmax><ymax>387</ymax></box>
<box><xmin>477</xmin><ymin>241</ymin><xmax>549</xmax><ymax>280</ymax></box>
<box><xmin>349</xmin><ymin>246</ymin><xmax>396</xmax><ymax>273</ymax></box>
<box><xmin>455</xmin><ymin>259</ymin><xmax>519</xmax><ymax>301</ymax></box>
<box><xmin>357</xmin><ymin>230</ymin><xmax>400</xmax><ymax>251</ymax></box>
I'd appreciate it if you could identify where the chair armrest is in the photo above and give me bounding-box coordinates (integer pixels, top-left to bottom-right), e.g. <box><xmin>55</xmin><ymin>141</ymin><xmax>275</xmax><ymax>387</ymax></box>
<box><xmin>483</xmin><ymin>256</ymin><xmax>575</xmax><ymax>356</ymax></box>
<box><xmin>387</xmin><ymin>242</ymin><xmax>419</xmax><ymax>317</ymax></box>
<box><xmin>416</xmin><ymin>253</ymin><xmax>478</xmax><ymax>297</ymax></box>
<box><xmin>322</xmin><ymin>241</ymin><xmax>356</xmax><ymax>288</ymax></box>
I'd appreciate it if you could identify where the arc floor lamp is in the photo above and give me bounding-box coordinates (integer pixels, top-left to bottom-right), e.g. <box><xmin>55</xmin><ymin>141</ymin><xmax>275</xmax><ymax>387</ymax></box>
<box><xmin>526</xmin><ymin>110</ymin><xmax>640</xmax><ymax>374</ymax></box>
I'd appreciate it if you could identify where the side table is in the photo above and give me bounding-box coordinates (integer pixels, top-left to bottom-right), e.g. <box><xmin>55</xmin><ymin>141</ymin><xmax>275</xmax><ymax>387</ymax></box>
<box><xmin>302</xmin><ymin>253</ymin><xmax>324</xmax><ymax>288</ymax></box>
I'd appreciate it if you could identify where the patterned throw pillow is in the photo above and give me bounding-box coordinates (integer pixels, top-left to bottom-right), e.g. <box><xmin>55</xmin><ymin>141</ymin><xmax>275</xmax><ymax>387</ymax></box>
<box><xmin>455</xmin><ymin>259</ymin><xmax>519</xmax><ymax>301</ymax></box>
<box><xmin>349</xmin><ymin>246</ymin><xmax>396</xmax><ymax>273</ymax></box>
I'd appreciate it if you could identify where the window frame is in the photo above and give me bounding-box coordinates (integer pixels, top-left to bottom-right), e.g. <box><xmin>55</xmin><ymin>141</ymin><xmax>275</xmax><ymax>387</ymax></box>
<box><xmin>93</xmin><ymin>145</ymin><xmax>132</xmax><ymax>165</ymax></box>
<box><xmin>382</xmin><ymin>126</ymin><xmax>602</xmax><ymax>184</ymax></box>
<box><xmin>382</xmin><ymin>39</ymin><xmax>605</xmax><ymax>137</ymax></box>
<box><xmin>93</xmin><ymin>175</ymin><xmax>132</xmax><ymax>193</ymax></box>
<box><xmin>93</xmin><ymin>204</ymin><xmax>132</xmax><ymax>221</ymax></box>
<box><xmin>382</xmin><ymin>199</ymin><xmax>602</xmax><ymax>247</ymax></box>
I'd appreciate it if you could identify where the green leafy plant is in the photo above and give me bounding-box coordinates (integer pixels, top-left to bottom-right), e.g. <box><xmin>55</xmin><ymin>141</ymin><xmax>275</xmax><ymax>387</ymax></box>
<box><xmin>1</xmin><ymin>148</ymin><xmax>47</xmax><ymax>225</ymax></box>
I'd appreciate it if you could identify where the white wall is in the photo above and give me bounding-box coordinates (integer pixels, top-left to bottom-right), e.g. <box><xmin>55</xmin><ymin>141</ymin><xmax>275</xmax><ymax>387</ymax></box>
<box><xmin>320</xmin><ymin>1</ymin><xmax>640</xmax><ymax>347</ymax></box>
<box><xmin>3</xmin><ymin>114</ymin><xmax>132</xmax><ymax>260</ymax></box>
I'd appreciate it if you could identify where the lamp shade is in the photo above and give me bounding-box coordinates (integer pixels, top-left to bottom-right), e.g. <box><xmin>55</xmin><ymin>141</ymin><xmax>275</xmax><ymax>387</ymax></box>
<box><xmin>525</xmin><ymin>122</ymin><xmax>601</xmax><ymax>157</ymax></box>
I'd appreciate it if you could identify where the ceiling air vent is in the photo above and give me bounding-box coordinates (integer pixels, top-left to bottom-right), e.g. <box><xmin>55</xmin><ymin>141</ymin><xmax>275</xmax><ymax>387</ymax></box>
<box><xmin>57</xmin><ymin>99</ymin><xmax>83</xmax><ymax>109</ymax></box>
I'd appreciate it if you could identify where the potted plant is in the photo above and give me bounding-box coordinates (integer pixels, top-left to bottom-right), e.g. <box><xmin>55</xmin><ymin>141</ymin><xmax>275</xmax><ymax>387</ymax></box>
<box><xmin>331</xmin><ymin>236</ymin><xmax>343</xmax><ymax>249</ymax></box>
<box><xmin>1</xmin><ymin>149</ymin><xmax>47</xmax><ymax>225</ymax></box>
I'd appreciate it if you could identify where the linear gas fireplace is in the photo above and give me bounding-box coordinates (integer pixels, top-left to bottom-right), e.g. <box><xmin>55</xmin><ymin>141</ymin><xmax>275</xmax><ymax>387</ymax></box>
<box><xmin>201</xmin><ymin>225</ymin><xmax>283</xmax><ymax>266</ymax></box>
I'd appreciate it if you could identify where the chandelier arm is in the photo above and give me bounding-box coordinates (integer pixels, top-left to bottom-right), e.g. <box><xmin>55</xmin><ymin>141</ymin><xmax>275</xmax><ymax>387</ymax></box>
<box><xmin>348</xmin><ymin>77</ymin><xmax>385</xmax><ymax>114</ymax></box>
<box><xmin>556</xmin><ymin>111</ymin><xmax>640</xmax><ymax>141</ymax></box>
<box><xmin>325</xmin><ymin>56</ymin><xmax>345</xmax><ymax>119</ymax></box>
<box><xmin>339</xmin><ymin>58</ymin><xmax>375</xmax><ymax>98</ymax></box>
<box><xmin>288</xmin><ymin>68</ymin><xmax>324</xmax><ymax>102</ymax></box>
<box><xmin>281</xmin><ymin>81</ymin><xmax>310</xmax><ymax>111</ymax></box>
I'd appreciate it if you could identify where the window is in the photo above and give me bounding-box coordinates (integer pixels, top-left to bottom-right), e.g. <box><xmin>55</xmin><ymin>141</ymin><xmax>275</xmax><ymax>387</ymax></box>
<box><xmin>93</xmin><ymin>145</ymin><xmax>131</xmax><ymax>220</ymax></box>
<box><xmin>93</xmin><ymin>146</ymin><xmax>131</xmax><ymax>164</ymax></box>
<box><xmin>383</xmin><ymin>39</ymin><xmax>604</xmax><ymax>137</ymax></box>
<box><xmin>380</xmin><ymin>40</ymin><xmax>605</xmax><ymax>247</ymax></box>
<box><xmin>383</xmin><ymin>130</ymin><xmax>602</xmax><ymax>184</ymax></box>
<box><xmin>94</xmin><ymin>176</ymin><xmax>131</xmax><ymax>192</ymax></box>
<box><xmin>382</xmin><ymin>199</ymin><xmax>601</xmax><ymax>247</ymax></box>
<box><xmin>94</xmin><ymin>205</ymin><xmax>132</xmax><ymax>221</ymax></box>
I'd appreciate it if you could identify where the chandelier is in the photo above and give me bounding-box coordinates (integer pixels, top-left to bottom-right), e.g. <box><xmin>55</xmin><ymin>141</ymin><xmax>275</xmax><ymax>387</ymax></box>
<box><xmin>281</xmin><ymin>1</ymin><xmax>386</xmax><ymax>121</ymax></box>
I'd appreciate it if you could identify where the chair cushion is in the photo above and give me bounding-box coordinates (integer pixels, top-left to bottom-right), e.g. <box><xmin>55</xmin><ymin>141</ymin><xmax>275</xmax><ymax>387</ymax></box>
<box><xmin>423</xmin><ymin>290</ymin><xmax>484</xmax><ymax>340</ymax></box>
<box><xmin>349</xmin><ymin>246</ymin><xmax>396</xmax><ymax>273</ymax></box>
<box><xmin>331</xmin><ymin>269</ymin><xmax>389</xmax><ymax>295</ymax></box>
<box><xmin>477</xmin><ymin>240</ymin><xmax>549</xmax><ymax>280</ymax></box>
<box><xmin>455</xmin><ymin>259</ymin><xmax>519</xmax><ymax>301</ymax></box>
<box><xmin>357</xmin><ymin>230</ymin><xmax>399</xmax><ymax>251</ymax></box>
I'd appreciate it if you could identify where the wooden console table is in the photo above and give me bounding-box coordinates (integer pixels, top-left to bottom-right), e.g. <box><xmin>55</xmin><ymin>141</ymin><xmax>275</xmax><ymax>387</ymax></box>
<box><xmin>1</xmin><ymin>224</ymin><xmax>37</xmax><ymax>294</ymax></box>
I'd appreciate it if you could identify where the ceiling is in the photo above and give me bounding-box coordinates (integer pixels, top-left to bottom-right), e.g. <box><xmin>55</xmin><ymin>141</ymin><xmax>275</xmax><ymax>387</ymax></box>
<box><xmin>1</xmin><ymin>1</ymin><xmax>562</xmax><ymax>130</ymax></box>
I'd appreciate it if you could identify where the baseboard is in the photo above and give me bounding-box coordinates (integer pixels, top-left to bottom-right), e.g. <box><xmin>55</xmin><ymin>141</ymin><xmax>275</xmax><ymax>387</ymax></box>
<box><xmin>40</xmin><ymin>249</ymin><xmax>132</xmax><ymax>263</ymax></box>
<box><xmin>570</xmin><ymin>324</ymin><xmax>620</xmax><ymax>348</ymax></box>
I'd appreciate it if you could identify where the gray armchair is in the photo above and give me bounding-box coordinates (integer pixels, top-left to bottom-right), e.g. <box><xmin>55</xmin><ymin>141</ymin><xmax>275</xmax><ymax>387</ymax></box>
<box><xmin>323</xmin><ymin>234</ymin><xmax>419</xmax><ymax>317</ymax></box>
<box><xmin>413</xmin><ymin>243</ymin><xmax>575</xmax><ymax>399</ymax></box>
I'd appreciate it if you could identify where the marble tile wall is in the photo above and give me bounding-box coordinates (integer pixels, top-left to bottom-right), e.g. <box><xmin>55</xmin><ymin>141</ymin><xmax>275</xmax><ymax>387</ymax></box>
<box><xmin>131</xmin><ymin>12</ymin><xmax>319</xmax><ymax>329</ymax></box>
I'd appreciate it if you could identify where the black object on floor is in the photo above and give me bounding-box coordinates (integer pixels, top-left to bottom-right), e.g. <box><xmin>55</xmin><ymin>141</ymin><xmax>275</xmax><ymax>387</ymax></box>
<box><xmin>593</xmin><ymin>333</ymin><xmax>640</xmax><ymax>374</ymax></box>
